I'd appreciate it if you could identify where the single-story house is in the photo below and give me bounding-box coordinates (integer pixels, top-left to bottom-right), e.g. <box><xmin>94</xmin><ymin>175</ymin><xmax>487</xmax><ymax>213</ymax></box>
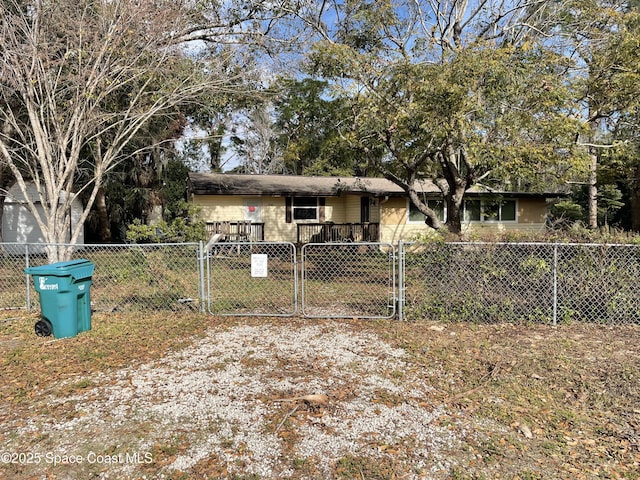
<box><xmin>1</xmin><ymin>182</ymin><xmax>84</xmax><ymax>252</ymax></box>
<box><xmin>188</xmin><ymin>173</ymin><xmax>561</xmax><ymax>245</ymax></box>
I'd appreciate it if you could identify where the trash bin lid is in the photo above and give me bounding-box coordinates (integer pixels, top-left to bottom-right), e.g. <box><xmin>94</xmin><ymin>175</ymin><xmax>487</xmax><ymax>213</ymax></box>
<box><xmin>25</xmin><ymin>259</ymin><xmax>95</xmax><ymax>280</ymax></box>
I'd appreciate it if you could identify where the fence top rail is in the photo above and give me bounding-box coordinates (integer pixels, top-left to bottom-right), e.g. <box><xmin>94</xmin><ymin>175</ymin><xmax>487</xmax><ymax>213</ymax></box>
<box><xmin>1</xmin><ymin>242</ymin><xmax>201</xmax><ymax>248</ymax></box>
<box><xmin>401</xmin><ymin>241</ymin><xmax>640</xmax><ymax>248</ymax></box>
<box><xmin>302</xmin><ymin>241</ymin><xmax>394</xmax><ymax>247</ymax></box>
<box><xmin>5</xmin><ymin>240</ymin><xmax>640</xmax><ymax>249</ymax></box>
<box><xmin>206</xmin><ymin>241</ymin><xmax>296</xmax><ymax>246</ymax></box>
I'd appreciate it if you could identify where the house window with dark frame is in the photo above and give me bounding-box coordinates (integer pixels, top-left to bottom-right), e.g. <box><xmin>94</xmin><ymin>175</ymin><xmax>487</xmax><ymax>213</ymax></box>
<box><xmin>463</xmin><ymin>199</ymin><xmax>517</xmax><ymax>222</ymax></box>
<box><xmin>464</xmin><ymin>199</ymin><xmax>481</xmax><ymax>222</ymax></box>
<box><xmin>499</xmin><ymin>199</ymin><xmax>517</xmax><ymax>221</ymax></box>
<box><xmin>292</xmin><ymin>197</ymin><xmax>319</xmax><ymax>221</ymax></box>
<box><xmin>408</xmin><ymin>199</ymin><xmax>446</xmax><ymax>223</ymax></box>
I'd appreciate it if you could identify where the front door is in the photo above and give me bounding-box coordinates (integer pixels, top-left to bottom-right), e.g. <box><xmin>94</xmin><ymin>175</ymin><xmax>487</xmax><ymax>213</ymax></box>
<box><xmin>360</xmin><ymin>197</ymin><xmax>370</xmax><ymax>223</ymax></box>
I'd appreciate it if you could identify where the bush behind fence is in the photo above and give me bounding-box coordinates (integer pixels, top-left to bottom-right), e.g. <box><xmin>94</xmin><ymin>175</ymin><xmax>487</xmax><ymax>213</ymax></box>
<box><xmin>401</xmin><ymin>242</ymin><xmax>640</xmax><ymax>325</ymax></box>
<box><xmin>3</xmin><ymin>241</ymin><xmax>640</xmax><ymax>325</ymax></box>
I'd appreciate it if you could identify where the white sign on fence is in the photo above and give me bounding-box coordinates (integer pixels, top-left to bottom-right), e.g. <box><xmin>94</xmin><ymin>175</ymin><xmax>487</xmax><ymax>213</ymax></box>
<box><xmin>251</xmin><ymin>254</ymin><xmax>268</xmax><ymax>277</ymax></box>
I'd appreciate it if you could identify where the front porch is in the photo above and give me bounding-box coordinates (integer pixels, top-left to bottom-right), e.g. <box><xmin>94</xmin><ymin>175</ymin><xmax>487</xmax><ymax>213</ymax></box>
<box><xmin>297</xmin><ymin>223</ymin><xmax>380</xmax><ymax>244</ymax></box>
<box><xmin>204</xmin><ymin>221</ymin><xmax>379</xmax><ymax>244</ymax></box>
<box><xmin>205</xmin><ymin>221</ymin><xmax>265</xmax><ymax>242</ymax></box>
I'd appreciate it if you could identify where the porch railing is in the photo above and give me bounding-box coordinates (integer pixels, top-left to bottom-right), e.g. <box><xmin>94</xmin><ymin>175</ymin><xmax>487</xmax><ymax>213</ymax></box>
<box><xmin>205</xmin><ymin>221</ymin><xmax>264</xmax><ymax>242</ymax></box>
<box><xmin>297</xmin><ymin>222</ymin><xmax>380</xmax><ymax>244</ymax></box>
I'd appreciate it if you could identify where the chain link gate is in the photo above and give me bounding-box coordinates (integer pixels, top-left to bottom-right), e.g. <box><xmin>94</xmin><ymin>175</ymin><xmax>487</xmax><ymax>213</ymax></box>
<box><xmin>301</xmin><ymin>243</ymin><xmax>396</xmax><ymax>319</ymax></box>
<box><xmin>206</xmin><ymin>242</ymin><xmax>298</xmax><ymax>316</ymax></box>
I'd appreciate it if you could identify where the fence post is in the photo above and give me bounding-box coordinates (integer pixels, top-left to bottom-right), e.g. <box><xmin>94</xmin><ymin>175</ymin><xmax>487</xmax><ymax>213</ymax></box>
<box><xmin>292</xmin><ymin>243</ymin><xmax>299</xmax><ymax>315</ymax></box>
<box><xmin>398</xmin><ymin>241</ymin><xmax>404</xmax><ymax>321</ymax></box>
<box><xmin>300</xmin><ymin>244</ymin><xmax>307</xmax><ymax>315</ymax></box>
<box><xmin>25</xmin><ymin>244</ymin><xmax>32</xmax><ymax>311</ymax></box>
<box><xmin>552</xmin><ymin>243</ymin><xmax>558</xmax><ymax>326</ymax></box>
<box><xmin>198</xmin><ymin>241</ymin><xmax>206</xmax><ymax>313</ymax></box>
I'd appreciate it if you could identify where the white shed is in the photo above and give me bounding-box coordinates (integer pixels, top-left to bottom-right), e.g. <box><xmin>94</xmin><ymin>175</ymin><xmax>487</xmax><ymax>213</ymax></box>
<box><xmin>2</xmin><ymin>183</ymin><xmax>84</xmax><ymax>252</ymax></box>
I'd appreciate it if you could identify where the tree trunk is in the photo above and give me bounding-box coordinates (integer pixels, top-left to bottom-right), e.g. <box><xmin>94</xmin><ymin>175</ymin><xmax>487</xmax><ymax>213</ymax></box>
<box><xmin>587</xmin><ymin>146</ymin><xmax>598</xmax><ymax>229</ymax></box>
<box><xmin>439</xmin><ymin>140</ymin><xmax>469</xmax><ymax>236</ymax></box>
<box><xmin>407</xmin><ymin>188</ymin><xmax>443</xmax><ymax>230</ymax></box>
<box><xmin>446</xmin><ymin>185</ymin><xmax>466</xmax><ymax>235</ymax></box>
<box><xmin>95</xmin><ymin>187</ymin><xmax>112</xmax><ymax>242</ymax></box>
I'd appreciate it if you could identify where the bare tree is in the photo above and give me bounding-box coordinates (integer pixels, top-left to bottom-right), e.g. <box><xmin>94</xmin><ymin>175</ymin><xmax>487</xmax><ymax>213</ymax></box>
<box><xmin>0</xmin><ymin>0</ymin><xmax>248</xmax><ymax>261</ymax></box>
<box><xmin>231</xmin><ymin>106</ymin><xmax>285</xmax><ymax>174</ymax></box>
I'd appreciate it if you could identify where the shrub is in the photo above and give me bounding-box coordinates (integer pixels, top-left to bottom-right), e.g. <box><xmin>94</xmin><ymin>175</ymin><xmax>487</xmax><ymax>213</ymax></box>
<box><xmin>126</xmin><ymin>203</ymin><xmax>207</xmax><ymax>244</ymax></box>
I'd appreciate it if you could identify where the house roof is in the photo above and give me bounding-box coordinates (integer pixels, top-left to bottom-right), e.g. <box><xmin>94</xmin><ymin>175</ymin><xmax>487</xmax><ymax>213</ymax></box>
<box><xmin>188</xmin><ymin>173</ymin><xmax>563</xmax><ymax>199</ymax></box>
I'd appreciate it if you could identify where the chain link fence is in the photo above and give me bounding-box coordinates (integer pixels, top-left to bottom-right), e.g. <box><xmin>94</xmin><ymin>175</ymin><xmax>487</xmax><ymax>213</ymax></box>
<box><xmin>0</xmin><ymin>244</ymin><xmax>34</xmax><ymax>311</ymax></box>
<box><xmin>555</xmin><ymin>244</ymin><xmax>640</xmax><ymax>324</ymax></box>
<box><xmin>1</xmin><ymin>243</ymin><xmax>203</xmax><ymax>313</ymax></box>
<box><xmin>400</xmin><ymin>242</ymin><xmax>640</xmax><ymax>325</ymax></box>
<box><xmin>206</xmin><ymin>242</ymin><xmax>297</xmax><ymax>316</ymax></box>
<box><xmin>4</xmin><ymin>240</ymin><xmax>640</xmax><ymax>324</ymax></box>
<box><xmin>301</xmin><ymin>243</ymin><xmax>396</xmax><ymax>319</ymax></box>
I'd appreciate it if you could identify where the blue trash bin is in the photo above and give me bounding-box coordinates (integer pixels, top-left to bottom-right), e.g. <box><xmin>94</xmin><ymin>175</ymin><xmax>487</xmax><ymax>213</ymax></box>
<box><xmin>25</xmin><ymin>259</ymin><xmax>95</xmax><ymax>339</ymax></box>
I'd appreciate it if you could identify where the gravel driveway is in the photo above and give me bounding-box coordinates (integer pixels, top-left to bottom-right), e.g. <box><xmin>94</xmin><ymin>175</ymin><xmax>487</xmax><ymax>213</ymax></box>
<box><xmin>3</xmin><ymin>321</ymin><xmax>461</xmax><ymax>479</ymax></box>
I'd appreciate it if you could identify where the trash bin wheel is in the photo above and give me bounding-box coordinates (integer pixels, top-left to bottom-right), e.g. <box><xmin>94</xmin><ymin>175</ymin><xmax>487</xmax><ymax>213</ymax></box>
<box><xmin>35</xmin><ymin>318</ymin><xmax>53</xmax><ymax>337</ymax></box>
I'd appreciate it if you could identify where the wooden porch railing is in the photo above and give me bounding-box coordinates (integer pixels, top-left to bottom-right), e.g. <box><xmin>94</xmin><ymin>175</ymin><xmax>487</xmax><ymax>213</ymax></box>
<box><xmin>205</xmin><ymin>221</ymin><xmax>264</xmax><ymax>242</ymax></box>
<box><xmin>297</xmin><ymin>223</ymin><xmax>380</xmax><ymax>244</ymax></box>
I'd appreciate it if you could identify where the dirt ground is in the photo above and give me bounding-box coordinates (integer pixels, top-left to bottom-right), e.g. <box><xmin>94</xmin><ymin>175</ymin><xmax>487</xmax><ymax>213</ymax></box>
<box><xmin>0</xmin><ymin>310</ymin><xmax>639</xmax><ymax>479</ymax></box>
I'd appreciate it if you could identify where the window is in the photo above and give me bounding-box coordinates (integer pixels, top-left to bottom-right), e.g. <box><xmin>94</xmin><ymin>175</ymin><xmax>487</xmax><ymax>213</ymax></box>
<box><xmin>463</xmin><ymin>199</ymin><xmax>517</xmax><ymax>222</ymax></box>
<box><xmin>408</xmin><ymin>199</ymin><xmax>446</xmax><ymax>223</ymax></box>
<box><xmin>500</xmin><ymin>200</ymin><xmax>516</xmax><ymax>221</ymax></box>
<box><xmin>464</xmin><ymin>200</ymin><xmax>481</xmax><ymax>222</ymax></box>
<box><xmin>292</xmin><ymin>197</ymin><xmax>319</xmax><ymax>221</ymax></box>
<box><xmin>483</xmin><ymin>199</ymin><xmax>501</xmax><ymax>221</ymax></box>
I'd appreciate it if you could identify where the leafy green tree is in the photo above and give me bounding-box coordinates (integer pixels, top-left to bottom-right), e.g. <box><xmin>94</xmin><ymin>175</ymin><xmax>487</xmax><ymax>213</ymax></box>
<box><xmin>615</xmin><ymin>130</ymin><xmax>640</xmax><ymax>231</ymax></box>
<box><xmin>551</xmin><ymin>0</ymin><xmax>640</xmax><ymax>228</ymax></box>
<box><xmin>550</xmin><ymin>183</ymin><xmax>625</xmax><ymax>230</ymax></box>
<box><xmin>272</xmin><ymin>78</ymin><xmax>366</xmax><ymax>176</ymax></box>
<box><xmin>605</xmin><ymin>6</ymin><xmax>640</xmax><ymax>231</ymax></box>
<box><xmin>125</xmin><ymin>204</ymin><xmax>207</xmax><ymax>244</ymax></box>
<box><xmin>303</xmin><ymin>0</ymin><xmax>584</xmax><ymax>233</ymax></box>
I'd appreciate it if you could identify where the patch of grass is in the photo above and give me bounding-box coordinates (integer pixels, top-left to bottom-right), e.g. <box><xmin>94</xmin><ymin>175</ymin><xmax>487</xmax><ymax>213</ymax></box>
<box><xmin>448</xmin><ymin>468</ymin><xmax>489</xmax><ymax>480</ymax></box>
<box><xmin>0</xmin><ymin>311</ymin><xmax>214</xmax><ymax>408</ymax></box>
<box><xmin>370</xmin><ymin>320</ymin><xmax>640</xmax><ymax>479</ymax></box>
<box><xmin>150</xmin><ymin>432</ymin><xmax>192</xmax><ymax>470</ymax></box>
<box><xmin>372</xmin><ymin>388</ymin><xmax>405</xmax><ymax>407</ymax></box>
<box><xmin>292</xmin><ymin>457</ymin><xmax>307</xmax><ymax>469</ymax></box>
<box><xmin>335</xmin><ymin>454</ymin><xmax>399</xmax><ymax>480</ymax></box>
<box><xmin>161</xmin><ymin>472</ymin><xmax>192</xmax><ymax>480</ymax></box>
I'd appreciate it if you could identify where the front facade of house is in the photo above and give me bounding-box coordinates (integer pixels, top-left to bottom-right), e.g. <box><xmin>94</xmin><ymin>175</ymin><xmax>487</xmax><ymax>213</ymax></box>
<box><xmin>189</xmin><ymin>173</ymin><xmax>555</xmax><ymax>244</ymax></box>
